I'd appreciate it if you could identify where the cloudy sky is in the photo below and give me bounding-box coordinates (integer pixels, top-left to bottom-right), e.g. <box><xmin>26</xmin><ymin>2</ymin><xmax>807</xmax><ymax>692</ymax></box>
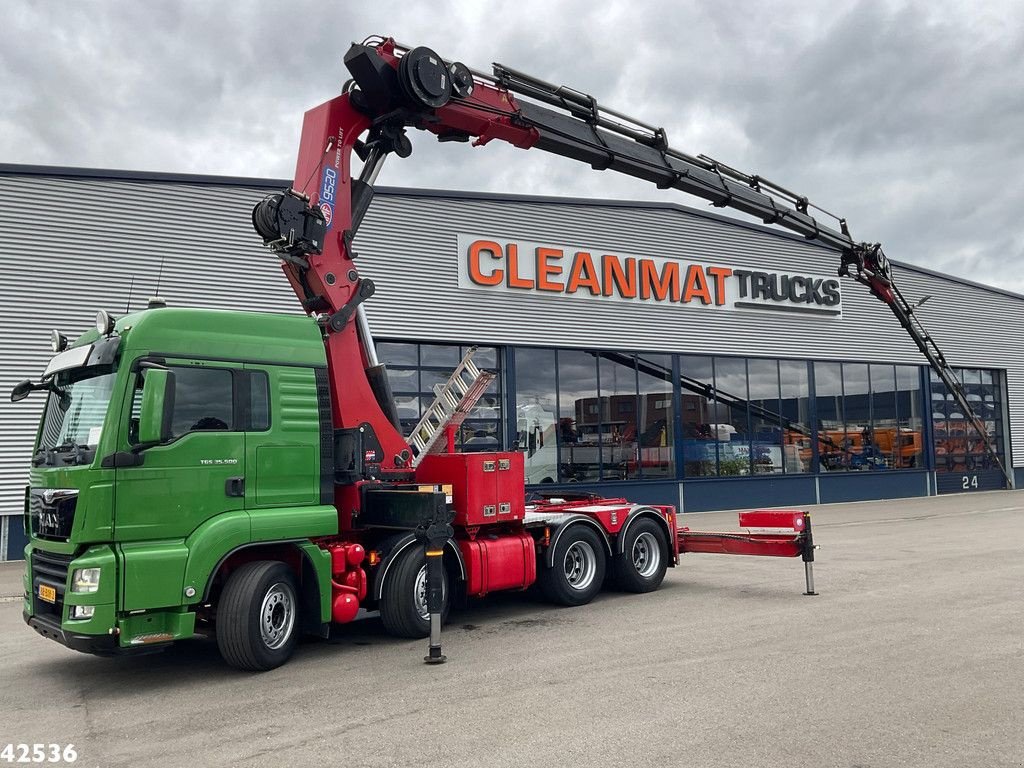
<box><xmin>3</xmin><ymin>0</ymin><xmax>1022</xmax><ymax>293</ymax></box>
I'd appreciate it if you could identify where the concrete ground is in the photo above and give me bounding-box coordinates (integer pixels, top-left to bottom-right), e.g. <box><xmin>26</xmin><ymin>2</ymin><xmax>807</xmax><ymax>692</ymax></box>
<box><xmin>1</xmin><ymin>491</ymin><xmax>1022</xmax><ymax>768</ymax></box>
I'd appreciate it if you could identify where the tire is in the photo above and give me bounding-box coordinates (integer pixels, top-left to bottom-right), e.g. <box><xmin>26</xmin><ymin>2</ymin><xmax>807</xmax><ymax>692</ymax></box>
<box><xmin>538</xmin><ymin>524</ymin><xmax>607</xmax><ymax>606</ymax></box>
<box><xmin>613</xmin><ymin>518</ymin><xmax>668</xmax><ymax>593</ymax></box>
<box><xmin>380</xmin><ymin>546</ymin><xmax>449</xmax><ymax>639</ymax></box>
<box><xmin>216</xmin><ymin>561</ymin><xmax>300</xmax><ymax>672</ymax></box>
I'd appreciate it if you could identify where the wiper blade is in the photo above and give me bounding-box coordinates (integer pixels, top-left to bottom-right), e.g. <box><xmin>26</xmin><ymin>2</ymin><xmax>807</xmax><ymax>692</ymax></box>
<box><xmin>32</xmin><ymin>447</ymin><xmax>56</xmax><ymax>467</ymax></box>
<box><xmin>53</xmin><ymin>440</ymin><xmax>91</xmax><ymax>465</ymax></box>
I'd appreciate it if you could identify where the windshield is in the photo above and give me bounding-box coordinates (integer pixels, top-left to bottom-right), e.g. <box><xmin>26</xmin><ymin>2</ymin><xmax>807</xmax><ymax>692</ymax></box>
<box><xmin>38</xmin><ymin>369</ymin><xmax>117</xmax><ymax>453</ymax></box>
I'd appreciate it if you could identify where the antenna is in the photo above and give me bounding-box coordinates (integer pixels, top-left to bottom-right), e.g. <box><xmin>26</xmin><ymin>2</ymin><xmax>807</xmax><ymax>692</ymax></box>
<box><xmin>147</xmin><ymin>257</ymin><xmax>168</xmax><ymax>310</ymax></box>
<box><xmin>124</xmin><ymin>276</ymin><xmax>135</xmax><ymax>313</ymax></box>
<box><xmin>155</xmin><ymin>258</ymin><xmax>165</xmax><ymax>296</ymax></box>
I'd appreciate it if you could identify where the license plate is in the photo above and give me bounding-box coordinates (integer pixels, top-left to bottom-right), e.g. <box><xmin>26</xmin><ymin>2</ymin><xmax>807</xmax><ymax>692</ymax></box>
<box><xmin>38</xmin><ymin>584</ymin><xmax>56</xmax><ymax>603</ymax></box>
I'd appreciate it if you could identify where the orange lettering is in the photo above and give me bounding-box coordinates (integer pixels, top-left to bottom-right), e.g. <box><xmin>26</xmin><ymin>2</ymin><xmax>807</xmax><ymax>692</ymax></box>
<box><xmin>640</xmin><ymin>259</ymin><xmax>680</xmax><ymax>301</ymax></box>
<box><xmin>506</xmin><ymin>243</ymin><xmax>534</xmax><ymax>289</ymax></box>
<box><xmin>682</xmin><ymin>264</ymin><xmax>712</xmax><ymax>304</ymax></box>
<box><xmin>536</xmin><ymin>247</ymin><xmax>564</xmax><ymax>292</ymax></box>
<box><xmin>566</xmin><ymin>251</ymin><xmax>601</xmax><ymax>295</ymax></box>
<box><xmin>467</xmin><ymin>240</ymin><xmax>504</xmax><ymax>286</ymax></box>
<box><xmin>706</xmin><ymin>266</ymin><xmax>733</xmax><ymax>306</ymax></box>
<box><xmin>602</xmin><ymin>255</ymin><xmax>637</xmax><ymax>298</ymax></box>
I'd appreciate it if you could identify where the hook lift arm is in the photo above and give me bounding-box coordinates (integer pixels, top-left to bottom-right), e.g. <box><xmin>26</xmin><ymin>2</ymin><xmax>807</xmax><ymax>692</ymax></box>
<box><xmin>252</xmin><ymin>36</ymin><xmax>1008</xmax><ymax>486</ymax></box>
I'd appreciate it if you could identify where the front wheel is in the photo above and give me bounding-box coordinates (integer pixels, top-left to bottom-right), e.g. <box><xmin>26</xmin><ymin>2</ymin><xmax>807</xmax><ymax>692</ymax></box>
<box><xmin>538</xmin><ymin>525</ymin><xmax>607</xmax><ymax>606</ymax></box>
<box><xmin>380</xmin><ymin>546</ymin><xmax>450</xmax><ymax>639</ymax></box>
<box><xmin>216</xmin><ymin>561</ymin><xmax>300</xmax><ymax>672</ymax></box>
<box><xmin>613</xmin><ymin>518</ymin><xmax>668</xmax><ymax>593</ymax></box>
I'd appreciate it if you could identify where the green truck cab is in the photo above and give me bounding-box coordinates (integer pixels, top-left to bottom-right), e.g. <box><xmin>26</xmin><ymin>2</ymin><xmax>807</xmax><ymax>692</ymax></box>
<box><xmin>18</xmin><ymin>307</ymin><xmax>338</xmax><ymax>662</ymax></box>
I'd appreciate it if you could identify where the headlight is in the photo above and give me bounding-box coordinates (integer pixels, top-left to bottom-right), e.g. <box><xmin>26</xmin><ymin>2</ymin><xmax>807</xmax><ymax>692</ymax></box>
<box><xmin>72</xmin><ymin>568</ymin><xmax>101</xmax><ymax>593</ymax></box>
<box><xmin>95</xmin><ymin>310</ymin><xmax>115</xmax><ymax>336</ymax></box>
<box><xmin>50</xmin><ymin>330</ymin><xmax>68</xmax><ymax>352</ymax></box>
<box><xmin>71</xmin><ymin>605</ymin><xmax>95</xmax><ymax>619</ymax></box>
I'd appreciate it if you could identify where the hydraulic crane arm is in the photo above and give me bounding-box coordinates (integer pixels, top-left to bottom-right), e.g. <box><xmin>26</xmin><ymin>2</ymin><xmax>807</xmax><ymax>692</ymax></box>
<box><xmin>252</xmin><ymin>36</ymin><xmax>1008</xmax><ymax>485</ymax></box>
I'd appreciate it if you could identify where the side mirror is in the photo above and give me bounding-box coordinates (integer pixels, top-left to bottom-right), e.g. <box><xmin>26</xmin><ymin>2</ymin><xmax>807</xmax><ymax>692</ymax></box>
<box><xmin>10</xmin><ymin>380</ymin><xmax>34</xmax><ymax>403</ymax></box>
<box><xmin>137</xmin><ymin>369</ymin><xmax>174</xmax><ymax>445</ymax></box>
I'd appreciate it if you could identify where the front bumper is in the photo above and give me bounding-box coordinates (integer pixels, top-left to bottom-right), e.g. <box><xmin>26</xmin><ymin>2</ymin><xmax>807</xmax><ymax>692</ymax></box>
<box><xmin>24</xmin><ymin>612</ymin><xmax>119</xmax><ymax>655</ymax></box>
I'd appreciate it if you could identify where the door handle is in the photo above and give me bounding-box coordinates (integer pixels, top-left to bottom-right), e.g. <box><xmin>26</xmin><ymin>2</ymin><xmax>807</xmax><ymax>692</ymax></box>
<box><xmin>225</xmin><ymin>476</ymin><xmax>245</xmax><ymax>498</ymax></box>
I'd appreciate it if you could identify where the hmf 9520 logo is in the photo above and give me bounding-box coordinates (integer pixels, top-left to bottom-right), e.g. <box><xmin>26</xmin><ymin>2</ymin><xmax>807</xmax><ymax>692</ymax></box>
<box><xmin>319</xmin><ymin>167</ymin><xmax>338</xmax><ymax>229</ymax></box>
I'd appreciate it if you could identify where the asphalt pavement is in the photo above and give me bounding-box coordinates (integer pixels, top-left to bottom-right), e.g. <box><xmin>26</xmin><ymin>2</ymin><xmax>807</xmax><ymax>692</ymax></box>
<box><xmin>1</xmin><ymin>491</ymin><xmax>1022</xmax><ymax>768</ymax></box>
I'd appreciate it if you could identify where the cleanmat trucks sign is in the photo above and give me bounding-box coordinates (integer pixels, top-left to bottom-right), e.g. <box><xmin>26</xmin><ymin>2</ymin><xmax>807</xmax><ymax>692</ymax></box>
<box><xmin>457</xmin><ymin>234</ymin><xmax>842</xmax><ymax>317</ymax></box>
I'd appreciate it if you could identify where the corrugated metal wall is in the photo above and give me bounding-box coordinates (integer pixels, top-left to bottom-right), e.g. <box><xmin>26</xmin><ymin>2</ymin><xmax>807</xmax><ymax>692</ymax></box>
<box><xmin>1</xmin><ymin>168</ymin><xmax>1021</xmax><ymax>543</ymax></box>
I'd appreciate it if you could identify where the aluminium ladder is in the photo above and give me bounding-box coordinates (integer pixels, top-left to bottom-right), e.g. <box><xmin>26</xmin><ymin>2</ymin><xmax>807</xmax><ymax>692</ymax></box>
<box><xmin>409</xmin><ymin>346</ymin><xmax>496</xmax><ymax>467</ymax></box>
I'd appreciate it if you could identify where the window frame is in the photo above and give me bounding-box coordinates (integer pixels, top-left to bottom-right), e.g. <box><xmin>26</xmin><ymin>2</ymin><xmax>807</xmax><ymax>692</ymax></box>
<box><xmin>127</xmin><ymin>359</ymin><xmax>271</xmax><ymax>447</ymax></box>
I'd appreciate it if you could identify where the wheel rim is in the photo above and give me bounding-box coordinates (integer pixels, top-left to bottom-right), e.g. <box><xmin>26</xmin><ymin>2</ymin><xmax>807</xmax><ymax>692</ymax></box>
<box><xmin>563</xmin><ymin>540</ymin><xmax>597</xmax><ymax>591</ymax></box>
<box><xmin>260</xmin><ymin>582</ymin><xmax>296</xmax><ymax>650</ymax></box>
<box><xmin>632</xmin><ymin>531</ymin><xmax>661</xmax><ymax>579</ymax></box>
<box><xmin>413</xmin><ymin>564</ymin><xmax>446</xmax><ymax>621</ymax></box>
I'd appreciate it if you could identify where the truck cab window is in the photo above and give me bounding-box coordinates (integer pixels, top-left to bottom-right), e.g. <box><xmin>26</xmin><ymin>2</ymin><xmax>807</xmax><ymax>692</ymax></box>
<box><xmin>170</xmin><ymin>367</ymin><xmax>233</xmax><ymax>436</ymax></box>
<box><xmin>248</xmin><ymin>371</ymin><xmax>270</xmax><ymax>431</ymax></box>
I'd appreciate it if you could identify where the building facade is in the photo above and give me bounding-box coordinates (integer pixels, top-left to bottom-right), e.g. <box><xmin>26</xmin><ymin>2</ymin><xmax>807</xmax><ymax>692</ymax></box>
<box><xmin>0</xmin><ymin>165</ymin><xmax>1021</xmax><ymax>560</ymax></box>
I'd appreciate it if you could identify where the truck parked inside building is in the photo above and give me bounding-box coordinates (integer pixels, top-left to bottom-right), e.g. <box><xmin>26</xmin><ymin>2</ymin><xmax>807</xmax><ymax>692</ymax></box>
<box><xmin>14</xmin><ymin>36</ymin><xmax>994</xmax><ymax>670</ymax></box>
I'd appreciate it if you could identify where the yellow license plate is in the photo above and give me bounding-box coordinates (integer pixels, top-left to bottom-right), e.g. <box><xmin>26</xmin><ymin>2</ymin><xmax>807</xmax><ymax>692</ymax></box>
<box><xmin>38</xmin><ymin>584</ymin><xmax>56</xmax><ymax>603</ymax></box>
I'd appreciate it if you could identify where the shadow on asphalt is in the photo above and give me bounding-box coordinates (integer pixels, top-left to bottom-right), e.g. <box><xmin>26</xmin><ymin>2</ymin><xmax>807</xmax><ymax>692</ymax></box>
<box><xmin>24</xmin><ymin>575</ymin><xmax>797</xmax><ymax>687</ymax></box>
<box><xmin>23</xmin><ymin>588</ymin><xmax>598</xmax><ymax>686</ymax></box>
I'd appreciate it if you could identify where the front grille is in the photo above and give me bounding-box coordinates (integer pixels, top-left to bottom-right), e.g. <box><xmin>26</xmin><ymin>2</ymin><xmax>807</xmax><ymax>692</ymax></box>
<box><xmin>31</xmin><ymin>550</ymin><xmax>73</xmax><ymax>622</ymax></box>
<box><xmin>28</xmin><ymin>488</ymin><xmax>78</xmax><ymax>541</ymax></box>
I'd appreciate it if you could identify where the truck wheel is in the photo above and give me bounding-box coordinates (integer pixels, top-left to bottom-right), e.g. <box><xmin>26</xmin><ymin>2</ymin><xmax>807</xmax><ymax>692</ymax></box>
<box><xmin>613</xmin><ymin>518</ymin><xmax>668</xmax><ymax>593</ymax></box>
<box><xmin>539</xmin><ymin>525</ymin><xmax>606</xmax><ymax>606</ymax></box>
<box><xmin>216</xmin><ymin>561</ymin><xmax>300</xmax><ymax>672</ymax></box>
<box><xmin>380</xmin><ymin>546</ymin><xmax>449</xmax><ymax>639</ymax></box>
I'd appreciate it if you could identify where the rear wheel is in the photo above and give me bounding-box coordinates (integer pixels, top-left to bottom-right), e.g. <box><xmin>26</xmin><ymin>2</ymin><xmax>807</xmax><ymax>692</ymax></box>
<box><xmin>380</xmin><ymin>546</ymin><xmax>450</xmax><ymax>638</ymax></box>
<box><xmin>538</xmin><ymin>525</ymin><xmax>607</xmax><ymax>606</ymax></box>
<box><xmin>216</xmin><ymin>561</ymin><xmax>300</xmax><ymax>672</ymax></box>
<box><xmin>613</xmin><ymin>518</ymin><xmax>668</xmax><ymax>593</ymax></box>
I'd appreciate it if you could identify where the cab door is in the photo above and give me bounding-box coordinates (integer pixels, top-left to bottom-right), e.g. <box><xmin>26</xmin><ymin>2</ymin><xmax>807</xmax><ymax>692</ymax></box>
<box><xmin>115</xmin><ymin>360</ymin><xmax>247</xmax><ymax>541</ymax></box>
<box><xmin>114</xmin><ymin>360</ymin><xmax>246</xmax><ymax>608</ymax></box>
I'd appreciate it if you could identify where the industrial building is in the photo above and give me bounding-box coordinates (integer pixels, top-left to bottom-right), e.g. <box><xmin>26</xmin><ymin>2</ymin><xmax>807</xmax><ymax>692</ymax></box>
<box><xmin>1</xmin><ymin>164</ymin><xmax>1020</xmax><ymax>560</ymax></box>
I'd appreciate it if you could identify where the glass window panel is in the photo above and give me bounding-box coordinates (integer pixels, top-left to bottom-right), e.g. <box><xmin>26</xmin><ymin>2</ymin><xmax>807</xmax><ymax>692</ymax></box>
<box><xmin>514</xmin><ymin>348</ymin><xmax>558</xmax><ymax>484</ymax></box>
<box><xmin>714</xmin><ymin>358</ymin><xmax>750</xmax><ymax>476</ymax></box>
<box><xmin>393</xmin><ymin>395</ymin><xmax>421</xmax><ymax>422</ymax></box>
<box><xmin>466</xmin><ymin>346</ymin><xmax>498</xmax><ymax>368</ymax></box>
<box><xmin>460</xmin><ymin>421</ymin><xmax>501</xmax><ymax>452</ymax></box>
<box><xmin>249</xmin><ymin>372</ymin><xmax>270</xmax><ymax>432</ymax></box>
<box><xmin>473</xmin><ymin>382</ymin><xmax>501</xmax><ymax>419</ymax></box>
<box><xmin>420</xmin><ymin>369</ymin><xmax>451</xmax><ymax>393</ymax></box>
<box><xmin>866</xmin><ymin>364</ymin><xmax>897</xmax><ymax>470</ymax></box>
<box><xmin>636</xmin><ymin>353</ymin><xmax>674</xmax><ymax>479</ymax></box>
<box><xmin>679</xmin><ymin>355</ymin><xmax>716</xmax><ymax>477</ymax></box>
<box><xmin>558</xmin><ymin>350</ymin><xmax>600</xmax><ymax>482</ymax></box>
<box><xmin>748</xmin><ymin>359</ymin><xmax>783</xmax><ymax>475</ymax></box>
<box><xmin>895</xmin><ymin>366</ymin><xmax>923</xmax><ymax>469</ymax></box>
<box><xmin>169</xmin><ymin>367</ymin><xmax>233</xmax><ymax>437</ymax></box>
<box><xmin>931</xmin><ymin>367</ymin><xmax>1004</xmax><ymax>473</ymax></box>
<box><xmin>385</xmin><ymin>367</ymin><xmax>418</xmax><ymax>393</ymax></box>
<box><xmin>376</xmin><ymin>342</ymin><xmax>418</xmax><ymax>366</ymax></box>
<box><xmin>598</xmin><ymin>354</ymin><xmax>638</xmax><ymax>480</ymax></box>
<box><xmin>814</xmin><ymin>362</ymin><xmax>845</xmax><ymax>471</ymax></box>
<box><xmin>780</xmin><ymin>360</ymin><xmax>812</xmax><ymax>474</ymax></box>
<box><xmin>420</xmin><ymin>344</ymin><xmax>460</xmax><ymax>367</ymax></box>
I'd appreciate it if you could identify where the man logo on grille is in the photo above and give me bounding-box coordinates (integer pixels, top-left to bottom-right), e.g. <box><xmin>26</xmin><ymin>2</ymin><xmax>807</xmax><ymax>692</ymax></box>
<box><xmin>39</xmin><ymin>511</ymin><xmax>60</xmax><ymax>533</ymax></box>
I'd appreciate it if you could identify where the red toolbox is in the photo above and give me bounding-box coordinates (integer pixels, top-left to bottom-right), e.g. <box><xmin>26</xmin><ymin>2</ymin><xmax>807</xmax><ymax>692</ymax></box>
<box><xmin>415</xmin><ymin>452</ymin><xmax>526</xmax><ymax>527</ymax></box>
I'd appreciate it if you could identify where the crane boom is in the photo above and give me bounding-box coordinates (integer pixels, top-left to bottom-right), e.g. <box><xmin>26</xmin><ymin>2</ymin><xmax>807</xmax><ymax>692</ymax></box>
<box><xmin>252</xmin><ymin>36</ymin><xmax>1009</xmax><ymax>486</ymax></box>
